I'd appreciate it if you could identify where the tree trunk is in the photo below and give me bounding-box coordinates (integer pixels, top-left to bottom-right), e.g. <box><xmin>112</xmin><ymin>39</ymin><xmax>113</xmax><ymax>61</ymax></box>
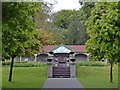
<box><xmin>110</xmin><ymin>63</ymin><xmax>113</xmax><ymax>82</ymax></box>
<box><xmin>8</xmin><ymin>55</ymin><xmax>16</xmax><ymax>81</ymax></box>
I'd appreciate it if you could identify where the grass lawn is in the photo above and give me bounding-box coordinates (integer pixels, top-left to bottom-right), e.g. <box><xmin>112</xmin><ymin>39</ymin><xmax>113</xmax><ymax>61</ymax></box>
<box><xmin>2</xmin><ymin>61</ymin><xmax>118</xmax><ymax>89</ymax></box>
<box><xmin>2</xmin><ymin>65</ymin><xmax>47</xmax><ymax>88</ymax></box>
<box><xmin>77</xmin><ymin>65</ymin><xmax>118</xmax><ymax>88</ymax></box>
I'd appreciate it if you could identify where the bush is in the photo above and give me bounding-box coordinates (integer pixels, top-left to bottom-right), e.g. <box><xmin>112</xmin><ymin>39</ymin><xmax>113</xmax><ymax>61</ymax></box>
<box><xmin>77</xmin><ymin>61</ymin><xmax>107</xmax><ymax>67</ymax></box>
<box><xmin>13</xmin><ymin>62</ymin><xmax>46</xmax><ymax>67</ymax></box>
<box><xmin>2</xmin><ymin>60</ymin><xmax>11</xmax><ymax>65</ymax></box>
<box><xmin>2</xmin><ymin>61</ymin><xmax>47</xmax><ymax>67</ymax></box>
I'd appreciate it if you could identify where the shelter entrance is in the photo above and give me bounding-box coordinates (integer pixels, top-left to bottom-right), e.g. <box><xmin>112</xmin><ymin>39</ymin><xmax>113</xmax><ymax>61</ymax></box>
<box><xmin>47</xmin><ymin>45</ymin><xmax>76</xmax><ymax>78</ymax></box>
<box><xmin>47</xmin><ymin>53</ymin><xmax>76</xmax><ymax>78</ymax></box>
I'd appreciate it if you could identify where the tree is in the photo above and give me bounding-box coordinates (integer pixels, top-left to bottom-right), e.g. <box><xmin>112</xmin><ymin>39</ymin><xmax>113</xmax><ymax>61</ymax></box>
<box><xmin>2</xmin><ymin>2</ymin><xmax>41</xmax><ymax>81</ymax></box>
<box><xmin>85</xmin><ymin>2</ymin><xmax>120</xmax><ymax>82</ymax></box>
<box><xmin>34</xmin><ymin>2</ymin><xmax>52</xmax><ymax>29</ymax></box>
<box><xmin>53</xmin><ymin>10</ymin><xmax>74</xmax><ymax>29</ymax></box>
<box><xmin>37</xmin><ymin>28</ymin><xmax>56</xmax><ymax>45</ymax></box>
<box><xmin>51</xmin><ymin>3</ymin><xmax>95</xmax><ymax>45</ymax></box>
<box><xmin>51</xmin><ymin>10</ymin><xmax>88</xmax><ymax>45</ymax></box>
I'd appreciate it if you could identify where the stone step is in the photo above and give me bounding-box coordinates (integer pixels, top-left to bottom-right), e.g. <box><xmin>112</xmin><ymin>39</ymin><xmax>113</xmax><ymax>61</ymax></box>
<box><xmin>53</xmin><ymin>67</ymin><xmax>70</xmax><ymax>69</ymax></box>
<box><xmin>53</xmin><ymin>65</ymin><xmax>70</xmax><ymax>78</ymax></box>
<box><xmin>53</xmin><ymin>72</ymin><xmax>70</xmax><ymax>74</ymax></box>
<box><xmin>53</xmin><ymin>71</ymin><xmax>70</xmax><ymax>73</ymax></box>
<box><xmin>53</xmin><ymin>75</ymin><xmax>70</xmax><ymax>78</ymax></box>
<box><xmin>53</xmin><ymin>73</ymin><xmax>70</xmax><ymax>76</ymax></box>
<box><xmin>53</xmin><ymin>69</ymin><xmax>70</xmax><ymax>72</ymax></box>
<box><xmin>53</xmin><ymin>69</ymin><xmax>70</xmax><ymax>71</ymax></box>
<box><xmin>53</xmin><ymin>71</ymin><xmax>69</xmax><ymax>73</ymax></box>
<box><xmin>53</xmin><ymin>74</ymin><xmax>70</xmax><ymax>76</ymax></box>
<box><xmin>53</xmin><ymin>70</ymin><xmax>70</xmax><ymax>72</ymax></box>
<box><xmin>53</xmin><ymin>70</ymin><xmax>70</xmax><ymax>73</ymax></box>
<box><xmin>53</xmin><ymin>68</ymin><xmax>70</xmax><ymax>70</ymax></box>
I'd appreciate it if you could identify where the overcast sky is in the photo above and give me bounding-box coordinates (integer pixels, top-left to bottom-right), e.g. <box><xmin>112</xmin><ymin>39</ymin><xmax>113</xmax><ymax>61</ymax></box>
<box><xmin>44</xmin><ymin>0</ymin><xmax>81</xmax><ymax>12</ymax></box>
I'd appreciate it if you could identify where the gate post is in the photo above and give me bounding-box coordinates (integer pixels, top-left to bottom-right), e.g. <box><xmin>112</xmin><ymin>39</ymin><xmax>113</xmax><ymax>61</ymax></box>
<box><xmin>47</xmin><ymin>61</ymin><xmax>53</xmax><ymax>78</ymax></box>
<box><xmin>47</xmin><ymin>52</ymin><xmax>54</xmax><ymax>78</ymax></box>
<box><xmin>70</xmin><ymin>59</ymin><xmax>76</xmax><ymax>78</ymax></box>
<box><xmin>70</xmin><ymin>52</ymin><xmax>76</xmax><ymax>78</ymax></box>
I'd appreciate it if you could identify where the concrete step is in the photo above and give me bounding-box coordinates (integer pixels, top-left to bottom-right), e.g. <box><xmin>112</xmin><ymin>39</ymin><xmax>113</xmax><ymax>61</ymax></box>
<box><xmin>53</xmin><ymin>69</ymin><xmax>70</xmax><ymax>72</ymax></box>
<box><xmin>53</xmin><ymin>76</ymin><xmax>70</xmax><ymax>78</ymax></box>
<box><xmin>53</xmin><ymin>74</ymin><xmax>70</xmax><ymax>76</ymax></box>
<box><xmin>53</xmin><ymin>74</ymin><xmax>70</xmax><ymax>77</ymax></box>
<box><xmin>53</xmin><ymin>67</ymin><xmax>70</xmax><ymax>69</ymax></box>
<box><xmin>53</xmin><ymin>71</ymin><xmax>70</xmax><ymax>74</ymax></box>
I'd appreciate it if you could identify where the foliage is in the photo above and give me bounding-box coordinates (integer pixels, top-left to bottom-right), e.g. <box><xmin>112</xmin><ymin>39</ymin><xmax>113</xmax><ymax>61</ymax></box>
<box><xmin>2</xmin><ymin>2</ymin><xmax>42</xmax><ymax>81</ymax></box>
<box><xmin>37</xmin><ymin>28</ymin><xmax>56</xmax><ymax>45</ymax></box>
<box><xmin>53</xmin><ymin>10</ymin><xmax>74</xmax><ymax>29</ymax></box>
<box><xmin>86</xmin><ymin>2</ymin><xmax>120</xmax><ymax>62</ymax></box>
<box><xmin>34</xmin><ymin>1</ymin><xmax>53</xmax><ymax>29</ymax></box>
<box><xmin>2</xmin><ymin>2</ymin><xmax>41</xmax><ymax>58</ymax></box>
<box><xmin>85</xmin><ymin>2</ymin><xmax>120</xmax><ymax>82</ymax></box>
<box><xmin>79</xmin><ymin>2</ymin><xmax>95</xmax><ymax>21</ymax></box>
<box><xmin>76</xmin><ymin>61</ymin><xmax>107</xmax><ymax>66</ymax></box>
<box><xmin>32</xmin><ymin>2</ymin><xmax>95</xmax><ymax>45</ymax></box>
<box><xmin>13</xmin><ymin>62</ymin><xmax>46</xmax><ymax>67</ymax></box>
<box><xmin>53</xmin><ymin>10</ymin><xmax>83</xmax><ymax>45</ymax></box>
<box><xmin>2</xmin><ymin>61</ymin><xmax>11</xmax><ymax>66</ymax></box>
<box><xmin>46</xmin><ymin>3</ymin><xmax>95</xmax><ymax>45</ymax></box>
<box><xmin>2</xmin><ymin>60</ymin><xmax>46</xmax><ymax>67</ymax></box>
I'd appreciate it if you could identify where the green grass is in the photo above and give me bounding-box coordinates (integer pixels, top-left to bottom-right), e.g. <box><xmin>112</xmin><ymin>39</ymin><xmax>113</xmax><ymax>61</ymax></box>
<box><xmin>77</xmin><ymin>65</ymin><xmax>118</xmax><ymax>88</ymax></box>
<box><xmin>2</xmin><ymin>65</ymin><xmax>47</xmax><ymax>88</ymax></box>
<box><xmin>2</xmin><ymin>61</ymin><xmax>118</xmax><ymax>88</ymax></box>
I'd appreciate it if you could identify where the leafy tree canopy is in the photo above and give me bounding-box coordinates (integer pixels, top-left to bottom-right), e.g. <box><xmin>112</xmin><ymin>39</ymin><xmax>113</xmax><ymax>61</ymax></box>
<box><xmin>2</xmin><ymin>2</ymin><xmax>41</xmax><ymax>59</ymax></box>
<box><xmin>37</xmin><ymin>28</ymin><xmax>56</xmax><ymax>45</ymax></box>
<box><xmin>85</xmin><ymin>2</ymin><xmax>120</xmax><ymax>82</ymax></box>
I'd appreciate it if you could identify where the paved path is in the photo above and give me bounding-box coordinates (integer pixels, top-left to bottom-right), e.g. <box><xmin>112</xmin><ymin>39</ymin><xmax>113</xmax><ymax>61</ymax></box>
<box><xmin>42</xmin><ymin>78</ymin><xmax>84</xmax><ymax>89</ymax></box>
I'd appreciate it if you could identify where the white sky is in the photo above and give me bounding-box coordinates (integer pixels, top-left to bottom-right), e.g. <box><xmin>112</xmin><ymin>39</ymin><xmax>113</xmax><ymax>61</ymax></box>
<box><xmin>43</xmin><ymin>0</ymin><xmax>81</xmax><ymax>12</ymax></box>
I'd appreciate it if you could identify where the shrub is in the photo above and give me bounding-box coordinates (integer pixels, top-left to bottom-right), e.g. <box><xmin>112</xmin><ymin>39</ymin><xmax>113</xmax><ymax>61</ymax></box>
<box><xmin>76</xmin><ymin>61</ymin><xmax>107</xmax><ymax>67</ymax></box>
<box><xmin>2</xmin><ymin>60</ymin><xmax>11</xmax><ymax>65</ymax></box>
<box><xmin>2</xmin><ymin>61</ymin><xmax>47</xmax><ymax>67</ymax></box>
<box><xmin>13</xmin><ymin>62</ymin><xmax>46</xmax><ymax>67</ymax></box>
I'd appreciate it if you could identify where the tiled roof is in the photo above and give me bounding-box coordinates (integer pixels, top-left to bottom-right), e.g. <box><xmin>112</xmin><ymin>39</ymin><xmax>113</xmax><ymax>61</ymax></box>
<box><xmin>67</xmin><ymin>45</ymin><xmax>85</xmax><ymax>53</ymax></box>
<box><xmin>41</xmin><ymin>45</ymin><xmax>57</xmax><ymax>53</ymax></box>
<box><xmin>41</xmin><ymin>45</ymin><xmax>85</xmax><ymax>53</ymax></box>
